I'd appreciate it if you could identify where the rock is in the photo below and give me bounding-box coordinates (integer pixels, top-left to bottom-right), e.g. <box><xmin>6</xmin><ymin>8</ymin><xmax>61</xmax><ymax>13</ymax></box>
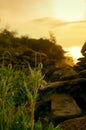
<box><xmin>38</xmin><ymin>77</ymin><xmax>86</xmax><ymax>124</ymax></box>
<box><xmin>57</xmin><ymin>116</ymin><xmax>86</xmax><ymax>130</ymax></box>
<box><xmin>40</xmin><ymin>78</ymin><xmax>86</xmax><ymax>97</ymax></box>
<box><xmin>51</xmin><ymin>94</ymin><xmax>81</xmax><ymax>118</ymax></box>
<box><xmin>46</xmin><ymin>64</ymin><xmax>78</xmax><ymax>82</ymax></box>
<box><xmin>79</xmin><ymin>70</ymin><xmax>86</xmax><ymax>78</ymax></box>
<box><xmin>81</xmin><ymin>41</ymin><xmax>86</xmax><ymax>56</ymax></box>
<box><xmin>74</xmin><ymin>42</ymin><xmax>86</xmax><ymax>72</ymax></box>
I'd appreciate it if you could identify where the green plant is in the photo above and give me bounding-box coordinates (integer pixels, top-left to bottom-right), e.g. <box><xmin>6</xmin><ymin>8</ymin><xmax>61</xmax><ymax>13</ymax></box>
<box><xmin>54</xmin><ymin>125</ymin><xmax>62</xmax><ymax>130</ymax></box>
<box><xmin>0</xmin><ymin>63</ymin><xmax>62</xmax><ymax>130</ymax></box>
<box><xmin>23</xmin><ymin>63</ymin><xmax>44</xmax><ymax>130</ymax></box>
<box><xmin>11</xmin><ymin>105</ymin><xmax>31</xmax><ymax>130</ymax></box>
<box><xmin>47</xmin><ymin>122</ymin><xmax>54</xmax><ymax>130</ymax></box>
<box><xmin>0</xmin><ymin>65</ymin><xmax>15</xmax><ymax>130</ymax></box>
<box><xmin>34</xmin><ymin>119</ymin><xmax>42</xmax><ymax>130</ymax></box>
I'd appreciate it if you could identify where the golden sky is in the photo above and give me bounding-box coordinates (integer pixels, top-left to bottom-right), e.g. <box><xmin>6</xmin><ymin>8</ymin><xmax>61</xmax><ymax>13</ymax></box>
<box><xmin>0</xmin><ymin>0</ymin><xmax>86</xmax><ymax>59</ymax></box>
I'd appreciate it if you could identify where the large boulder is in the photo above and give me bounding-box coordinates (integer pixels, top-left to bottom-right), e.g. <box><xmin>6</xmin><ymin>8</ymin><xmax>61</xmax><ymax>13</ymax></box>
<box><xmin>45</xmin><ymin>64</ymin><xmax>78</xmax><ymax>82</ymax></box>
<box><xmin>52</xmin><ymin>65</ymin><xmax>78</xmax><ymax>81</ymax></box>
<box><xmin>57</xmin><ymin>116</ymin><xmax>86</xmax><ymax>130</ymax></box>
<box><xmin>51</xmin><ymin>94</ymin><xmax>81</xmax><ymax>118</ymax></box>
<box><xmin>74</xmin><ymin>57</ymin><xmax>86</xmax><ymax>72</ymax></box>
<box><xmin>78</xmin><ymin>69</ymin><xmax>86</xmax><ymax>78</ymax></box>
<box><xmin>37</xmin><ymin>77</ymin><xmax>86</xmax><ymax>125</ymax></box>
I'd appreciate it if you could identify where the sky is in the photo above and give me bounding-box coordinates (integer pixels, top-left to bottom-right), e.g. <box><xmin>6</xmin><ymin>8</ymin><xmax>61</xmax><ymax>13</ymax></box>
<box><xmin>0</xmin><ymin>0</ymin><xmax>86</xmax><ymax>60</ymax></box>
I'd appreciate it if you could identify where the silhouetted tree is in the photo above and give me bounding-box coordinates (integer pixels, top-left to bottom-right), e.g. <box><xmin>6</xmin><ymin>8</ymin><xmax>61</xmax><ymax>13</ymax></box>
<box><xmin>0</xmin><ymin>29</ymin><xmax>65</xmax><ymax>69</ymax></box>
<box><xmin>49</xmin><ymin>31</ymin><xmax>56</xmax><ymax>44</ymax></box>
<box><xmin>0</xmin><ymin>29</ymin><xmax>17</xmax><ymax>48</ymax></box>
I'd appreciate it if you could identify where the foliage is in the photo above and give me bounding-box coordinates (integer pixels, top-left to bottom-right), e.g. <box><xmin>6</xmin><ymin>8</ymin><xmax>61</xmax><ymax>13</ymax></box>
<box><xmin>47</xmin><ymin>122</ymin><xmax>54</xmax><ymax>130</ymax></box>
<box><xmin>0</xmin><ymin>28</ymin><xmax>64</xmax><ymax>130</ymax></box>
<box><xmin>54</xmin><ymin>125</ymin><xmax>62</xmax><ymax>130</ymax></box>
<box><xmin>0</xmin><ymin>28</ymin><xmax>66</xmax><ymax>61</ymax></box>
<box><xmin>0</xmin><ymin>65</ymin><xmax>15</xmax><ymax>130</ymax></box>
<box><xmin>23</xmin><ymin>63</ymin><xmax>44</xmax><ymax>130</ymax></box>
<box><xmin>34</xmin><ymin>119</ymin><xmax>42</xmax><ymax>130</ymax></box>
<box><xmin>0</xmin><ymin>64</ymin><xmax>62</xmax><ymax>130</ymax></box>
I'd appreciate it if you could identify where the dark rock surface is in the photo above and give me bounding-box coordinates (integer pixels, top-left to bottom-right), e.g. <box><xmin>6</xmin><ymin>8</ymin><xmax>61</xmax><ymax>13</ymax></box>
<box><xmin>51</xmin><ymin>94</ymin><xmax>81</xmax><ymax>118</ymax></box>
<box><xmin>58</xmin><ymin>116</ymin><xmax>86</xmax><ymax>130</ymax></box>
<box><xmin>34</xmin><ymin>77</ymin><xmax>86</xmax><ymax>129</ymax></box>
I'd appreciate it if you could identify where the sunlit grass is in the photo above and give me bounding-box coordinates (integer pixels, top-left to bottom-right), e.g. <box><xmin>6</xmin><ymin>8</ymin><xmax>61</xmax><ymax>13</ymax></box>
<box><xmin>0</xmin><ymin>63</ymin><xmax>61</xmax><ymax>130</ymax></box>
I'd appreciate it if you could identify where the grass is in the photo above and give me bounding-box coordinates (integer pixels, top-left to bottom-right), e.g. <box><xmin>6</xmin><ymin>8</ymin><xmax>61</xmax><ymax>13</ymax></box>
<box><xmin>0</xmin><ymin>63</ymin><xmax>61</xmax><ymax>130</ymax></box>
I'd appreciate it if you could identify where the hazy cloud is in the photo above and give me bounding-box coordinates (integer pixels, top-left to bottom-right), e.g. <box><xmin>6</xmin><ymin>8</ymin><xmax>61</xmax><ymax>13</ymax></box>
<box><xmin>32</xmin><ymin>17</ymin><xmax>86</xmax><ymax>29</ymax></box>
<box><xmin>32</xmin><ymin>17</ymin><xmax>69</xmax><ymax>28</ymax></box>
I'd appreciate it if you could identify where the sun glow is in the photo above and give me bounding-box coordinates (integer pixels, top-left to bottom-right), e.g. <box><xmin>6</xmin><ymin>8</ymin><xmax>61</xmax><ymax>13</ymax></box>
<box><xmin>53</xmin><ymin>0</ymin><xmax>85</xmax><ymax>21</ymax></box>
<box><xmin>67</xmin><ymin>46</ymin><xmax>82</xmax><ymax>63</ymax></box>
